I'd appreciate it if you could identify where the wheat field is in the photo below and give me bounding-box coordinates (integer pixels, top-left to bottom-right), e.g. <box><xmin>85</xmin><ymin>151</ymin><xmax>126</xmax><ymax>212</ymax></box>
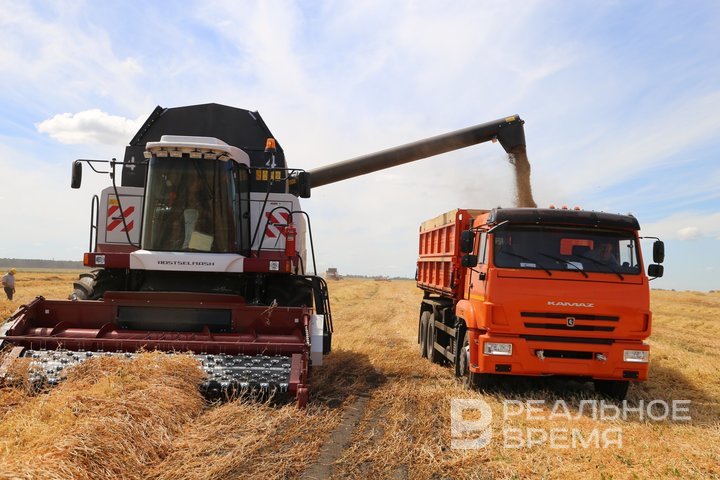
<box><xmin>0</xmin><ymin>272</ymin><xmax>718</xmax><ymax>479</ymax></box>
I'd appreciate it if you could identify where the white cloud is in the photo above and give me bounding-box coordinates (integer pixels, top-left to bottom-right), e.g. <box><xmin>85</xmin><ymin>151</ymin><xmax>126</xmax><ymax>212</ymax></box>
<box><xmin>36</xmin><ymin>110</ymin><xmax>141</xmax><ymax>145</ymax></box>
<box><xmin>677</xmin><ymin>227</ymin><xmax>702</xmax><ymax>240</ymax></box>
<box><xmin>642</xmin><ymin>212</ymin><xmax>720</xmax><ymax>241</ymax></box>
<box><xmin>0</xmin><ymin>2</ymin><xmax>149</xmax><ymax>115</ymax></box>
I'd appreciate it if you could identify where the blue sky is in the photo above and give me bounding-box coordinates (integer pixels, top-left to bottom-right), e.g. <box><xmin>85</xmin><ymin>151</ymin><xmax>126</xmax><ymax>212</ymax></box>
<box><xmin>0</xmin><ymin>1</ymin><xmax>718</xmax><ymax>291</ymax></box>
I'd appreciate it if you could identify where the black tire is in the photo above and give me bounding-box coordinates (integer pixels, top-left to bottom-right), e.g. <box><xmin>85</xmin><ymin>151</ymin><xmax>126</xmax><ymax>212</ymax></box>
<box><xmin>593</xmin><ymin>380</ymin><xmax>630</xmax><ymax>400</ymax></box>
<box><xmin>459</xmin><ymin>331</ymin><xmax>495</xmax><ymax>390</ymax></box>
<box><xmin>459</xmin><ymin>333</ymin><xmax>471</xmax><ymax>386</ymax></box>
<box><xmin>426</xmin><ymin>312</ymin><xmax>443</xmax><ymax>364</ymax></box>
<box><xmin>70</xmin><ymin>269</ymin><xmax>125</xmax><ymax>300</ymax></box>
<box><xmin>454</xmin><ymin>325</ymin><xmax>466</xmax><ymax>377</ymax></box>
<box><xmin>419</xmin><ymin>311</ymin><xmax>429</xmax><ymax>358</ymax></box>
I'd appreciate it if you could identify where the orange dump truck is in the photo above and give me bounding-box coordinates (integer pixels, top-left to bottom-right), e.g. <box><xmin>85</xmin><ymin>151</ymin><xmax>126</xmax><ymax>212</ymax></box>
<box><xmin>417</xmin><ymin>207</ymin><xmax>665</xmax><ymax>399</ymax></box>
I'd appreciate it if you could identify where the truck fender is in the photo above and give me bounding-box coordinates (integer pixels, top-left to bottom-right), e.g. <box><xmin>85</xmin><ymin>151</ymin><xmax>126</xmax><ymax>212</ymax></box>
<box><xmin>455</xmin><ymin>299</ymin><xmax>481</xmax><ymax>330</ymax></box>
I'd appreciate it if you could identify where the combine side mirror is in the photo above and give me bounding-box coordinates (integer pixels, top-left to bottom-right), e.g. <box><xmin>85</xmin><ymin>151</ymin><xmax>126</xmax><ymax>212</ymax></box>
<box><xmin>461</xmin><ymin>254</ymin><xmax>478</xmax><ymax>268</ymax></box>
<box><xmin>648</xmin><ymin>264</ymin><xmax>664</xmax><ymax>278</ymax></box>
<box><xmin>460</xmin><ymin>230</ymin><xmax>475</xmax><ymax>253</ymax></box>
<box><xmin>653</xmin><ymin>240</ymin><xmax>665</xmax><ymax>264</ymax></box>
<box><xmin>71</xmin><ymin>161</ymin><xmax>82</xmax><ymax>189</ymax></box>
<box><xmin>289</xmin><ymin>171</ymin><xmax>311</xmax><ymax>198</ymax></box>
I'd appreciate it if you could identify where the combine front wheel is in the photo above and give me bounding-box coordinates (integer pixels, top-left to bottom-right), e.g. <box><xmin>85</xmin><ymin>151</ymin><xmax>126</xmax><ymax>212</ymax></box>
<box><xmin>70</xmin><ymin>268</ymin><xmax>125</xmax><ymax>300</ymax></box>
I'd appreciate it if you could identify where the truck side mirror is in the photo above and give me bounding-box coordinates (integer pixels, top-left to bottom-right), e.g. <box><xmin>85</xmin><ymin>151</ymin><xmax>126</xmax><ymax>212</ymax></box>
<box><xmin>648</xmin><ymin>264</ymin><xmax>664</xmax><ymax>278</ymax></box>
<box><xmin>71</xmin><ymin>161</ymin><xmax>82</xmax><ymax>189</ymax></box>
<box><xmin>460</xmin><ymin>230</ymin><xmax>474</xmax><ymax>253</ymax></box>
<box><xmin>461</xmin><ymin>254</ymin><xmax>478</xmax><ymax>268</ymax></box>
<box><xmin>653</xmin><ymin>240</ymin><xmax>665</xmax><ymax>264</ymax></box>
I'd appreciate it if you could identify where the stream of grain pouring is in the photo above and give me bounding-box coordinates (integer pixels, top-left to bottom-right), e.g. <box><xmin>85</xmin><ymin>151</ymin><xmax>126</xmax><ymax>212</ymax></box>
<box><xmin>509</xmin><ymin>145</ymin><xmax>537</xmax><ymax>208</ymax></box>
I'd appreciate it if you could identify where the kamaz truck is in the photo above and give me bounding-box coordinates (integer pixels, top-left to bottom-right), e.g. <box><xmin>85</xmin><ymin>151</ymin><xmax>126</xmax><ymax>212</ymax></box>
<box><xmin>417</xmin><ymin>207</ymin><xmax>664</xmax><ymax>399</ymax></box>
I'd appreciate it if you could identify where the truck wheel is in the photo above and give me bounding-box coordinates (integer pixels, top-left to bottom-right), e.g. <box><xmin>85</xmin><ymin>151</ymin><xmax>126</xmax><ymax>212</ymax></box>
<box><xmin>454</xmin><ymin>325</ymin><xmax>470</xmax><ymax>378</ymax></box>
<box><xmin>426</xmin><ymin>313</ymin><xmax>443</xmax><ymax>364</ymax></box>
<box><xmin>593</xmin><ymin>380</ymin><xmax>629</xmax><ymax>400</ymax></box>
<box><xmin>460</xmin><ymin>333</ymin><xmax>495</xmax><ymax>390</ymax></box>
<box><xmin>419</xmin><ymin>311</ymin><xmax>430</xmax><ymax>358</ymax></box>
<box><xmin>459</xmin><ymin>334</ymin><xmax>471</xmax><ymax>384</ymax></box>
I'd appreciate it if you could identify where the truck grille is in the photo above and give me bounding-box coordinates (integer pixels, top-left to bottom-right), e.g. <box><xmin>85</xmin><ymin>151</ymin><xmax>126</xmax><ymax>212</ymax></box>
<box><xmin>521</xmin><ymin>312</ymin><xmax>619</xmax><ymax>322</ymax></box>
<box><xmin>521</xmin><ymin>335</ymin><xmax>614</xmax><ymax>345</ymax></box>
<box><xmin>540</xmin><ymin>349</ymin><xmax>594</xmax><ymax>360</ymax></box>
<box><xmin>524</xmin><ymin>323</ymin><xmax>615</xmax><ymax>332</ymax></box>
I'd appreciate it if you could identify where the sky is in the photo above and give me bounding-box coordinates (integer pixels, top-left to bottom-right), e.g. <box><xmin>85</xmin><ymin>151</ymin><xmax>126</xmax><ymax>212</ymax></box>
<box><xmin>0</xmin><ymin>0</ymin><xmax>718</xmax><ymax>291</ymax></box>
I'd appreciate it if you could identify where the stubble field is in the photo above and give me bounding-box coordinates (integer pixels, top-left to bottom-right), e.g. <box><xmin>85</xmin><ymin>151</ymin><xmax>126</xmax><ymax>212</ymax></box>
<box><xmin>0</xmin><ymin>272</ymin><xmax>718</xmax><ymax>479</ymax></box>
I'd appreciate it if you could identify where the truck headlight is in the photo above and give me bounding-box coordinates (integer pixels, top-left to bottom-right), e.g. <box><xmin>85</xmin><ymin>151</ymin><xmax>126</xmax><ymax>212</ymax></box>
<box><xmin>623</xmin><ymin>350</ymin><xmax>649</xmax><ymax>363</ymax></box>
<box><xmin>484</xmin><ymin>342</ymin><xmax>512</xmax><ymax>356</ymax></box>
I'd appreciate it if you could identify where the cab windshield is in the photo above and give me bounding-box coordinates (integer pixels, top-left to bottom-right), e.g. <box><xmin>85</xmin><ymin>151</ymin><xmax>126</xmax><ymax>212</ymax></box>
<box><xmin>492</xmin><ymin>225</ymin><xmax>641</xmax><ymax>275</ymax></box>
<box><xmin>142</xmin><ymin>157</ymin><xmax>247</xmax><ymax>253</ymax></box>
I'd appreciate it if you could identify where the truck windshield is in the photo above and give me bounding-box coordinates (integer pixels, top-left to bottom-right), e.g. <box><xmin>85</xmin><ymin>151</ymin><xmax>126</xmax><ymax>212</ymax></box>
<box><xmin>492</xmin><ymin>225</ymin><xmax>641</xmax><ymax>275</ymax></box>
<box><xmin>142</xmin><ymin>157</ymin><xmax>246</xmax><ymax>253</ymax></box>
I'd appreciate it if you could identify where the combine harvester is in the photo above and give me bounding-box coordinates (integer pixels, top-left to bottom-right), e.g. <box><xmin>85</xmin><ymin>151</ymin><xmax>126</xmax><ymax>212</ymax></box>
<box><xmin>0</xmin><ymin>104</ymin><xmax>526</xmax><ymax>406</ymax></box>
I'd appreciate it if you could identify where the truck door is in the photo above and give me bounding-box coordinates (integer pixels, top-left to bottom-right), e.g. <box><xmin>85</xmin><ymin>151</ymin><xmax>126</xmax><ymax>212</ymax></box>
<box><xmin>469</xmin><ymin>231</ymin><xmax>488</xmax><ymax>298</ymax></box>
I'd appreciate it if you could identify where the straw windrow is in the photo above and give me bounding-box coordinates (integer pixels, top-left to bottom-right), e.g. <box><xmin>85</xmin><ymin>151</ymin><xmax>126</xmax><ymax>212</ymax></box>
<box><xmin>0</xmin><ymin>353</ymin><xmax>204</xmax><ymax>480</ymax></box>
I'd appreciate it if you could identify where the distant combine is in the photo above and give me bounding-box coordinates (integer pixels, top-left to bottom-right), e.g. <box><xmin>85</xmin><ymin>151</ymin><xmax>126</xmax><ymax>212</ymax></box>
<box><xmin>325</xmin><ymin>268</ymin><xmax>342</xmax><ymax>280</ymax></box>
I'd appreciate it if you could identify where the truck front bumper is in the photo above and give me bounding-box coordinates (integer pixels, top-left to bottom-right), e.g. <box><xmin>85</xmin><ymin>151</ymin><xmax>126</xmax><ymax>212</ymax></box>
<box><xmin>470</xmin><ymin>332</ymin><xmax>649</xmax><ymax>381</ymax></box>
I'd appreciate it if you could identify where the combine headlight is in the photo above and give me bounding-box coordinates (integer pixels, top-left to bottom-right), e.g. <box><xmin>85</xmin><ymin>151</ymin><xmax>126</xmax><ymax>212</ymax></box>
<box><xmin>483</xmin><ymin>342</ymin><xmax>513</xmax><ymax>356</ymax></box>
<box><xmin>623</xmin><ymin>349</ymin><xmax>649</xmax><ymax>363</ymax></box>
<box><xmin>94</xmin><ymin>255</ymin><xmax>106</xmax><ymax>266</ymax></box>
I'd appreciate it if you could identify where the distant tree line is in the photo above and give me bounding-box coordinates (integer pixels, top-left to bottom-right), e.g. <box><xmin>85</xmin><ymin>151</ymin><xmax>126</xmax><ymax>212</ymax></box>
<box><xmin>0</xmin><ymin>258</ymin><xmax>84</xmax><ymax>270</ymax></box>
<box><xmin>341</xmin><ymin>274</ymin><xmax>414</xmax><ymax>280</ymax></box>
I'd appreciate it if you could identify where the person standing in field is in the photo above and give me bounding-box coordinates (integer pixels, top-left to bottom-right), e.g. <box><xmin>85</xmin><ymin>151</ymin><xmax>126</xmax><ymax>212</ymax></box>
<box><xmin>2</xmin><ymin>268</ymin><xmax>16</xmax><ymax>300</ymax></box>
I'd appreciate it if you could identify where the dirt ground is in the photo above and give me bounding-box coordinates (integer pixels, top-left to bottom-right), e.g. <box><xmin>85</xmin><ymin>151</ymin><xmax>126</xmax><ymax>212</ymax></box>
<box><xmin>1</xmin><ymin>273</ymin><xmax>718</xmax><ymax>479</ymax></box>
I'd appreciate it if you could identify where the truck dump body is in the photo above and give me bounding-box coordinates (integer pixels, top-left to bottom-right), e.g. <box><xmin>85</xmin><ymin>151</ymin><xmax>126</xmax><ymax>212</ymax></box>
<box><xmin>417</xmin><ymin>207</ymin><xmax>660</xmax><ymax>399</ymax></box>
<box><xmin>417</xmin><ymin>209</ymin><xmax>487</xmax><ymax>298</ymax></box>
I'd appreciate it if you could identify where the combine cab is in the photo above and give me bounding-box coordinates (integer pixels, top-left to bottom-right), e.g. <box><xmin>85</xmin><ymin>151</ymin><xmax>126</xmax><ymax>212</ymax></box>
<box><xmin>0</xmin><ymin>104</ymin><xmax>527</xmax><ymax>406</ymax></box>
